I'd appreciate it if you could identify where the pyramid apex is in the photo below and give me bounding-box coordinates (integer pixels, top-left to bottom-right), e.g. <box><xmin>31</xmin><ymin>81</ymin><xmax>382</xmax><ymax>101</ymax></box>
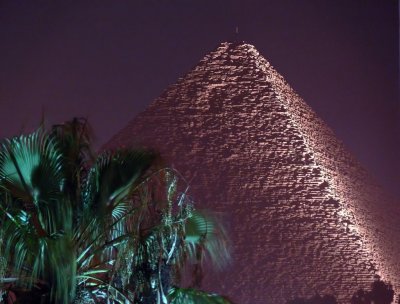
<box><xmin>105</xmin><ymin>37</ymin><xmax>400</xmax><ymax>303</ymax></box>
<box><xmin>204</xmin><ymin>40</ymin><xmax>260</xmax><ymax>63</ymax></box>
<box><xmin>218</xmin><ymin>40</ymin><xmax>255</xmax><ymax>49</ymax></box>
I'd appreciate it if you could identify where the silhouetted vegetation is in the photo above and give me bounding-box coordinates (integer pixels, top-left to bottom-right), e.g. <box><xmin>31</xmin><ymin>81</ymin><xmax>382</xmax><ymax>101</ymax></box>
<box><xmin>351</xmin><ymin>275</ymin><xmax>394</xmax><ymax>304</ymax></box>
<box><xmin>287</xmin><ymin>276</ymin><xmax>396</xmax><ymax>304</ymax></box>
<box><xmin>351</xmin><ymin>289</ymin><xmax>370</xmax><ymax>304</ymax></box>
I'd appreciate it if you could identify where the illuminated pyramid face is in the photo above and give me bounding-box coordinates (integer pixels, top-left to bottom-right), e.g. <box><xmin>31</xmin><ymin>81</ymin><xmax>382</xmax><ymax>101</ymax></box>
<box><xmin>106</xmin><ymin>42</ymin><xmax>400</xmax><ymax>303</ymax></box>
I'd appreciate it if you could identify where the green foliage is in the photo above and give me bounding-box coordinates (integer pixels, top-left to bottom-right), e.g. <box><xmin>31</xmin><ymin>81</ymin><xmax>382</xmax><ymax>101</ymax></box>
<box><xmin>168</xmin><ymin>287</ymin><xmax>233</xmax><ymax>304</ymax></box>
<box><xmin>0</xmin><ymin>118</ymin><xmax>231</xmax><ymax>303</ymax></box>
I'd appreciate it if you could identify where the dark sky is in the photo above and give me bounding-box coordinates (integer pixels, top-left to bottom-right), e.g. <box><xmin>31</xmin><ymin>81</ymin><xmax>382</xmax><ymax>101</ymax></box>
<box><xmin>0</xmin><ymin>1</ymin><xmax>399</xmax><ymax>196</ymax></box>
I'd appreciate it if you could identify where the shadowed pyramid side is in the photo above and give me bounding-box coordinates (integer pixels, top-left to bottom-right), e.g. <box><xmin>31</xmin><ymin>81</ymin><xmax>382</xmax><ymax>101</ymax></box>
<box><xmin>105</xmin><ymin>42</ymin><xmax>400</xmax><ymax>303</ymax></box>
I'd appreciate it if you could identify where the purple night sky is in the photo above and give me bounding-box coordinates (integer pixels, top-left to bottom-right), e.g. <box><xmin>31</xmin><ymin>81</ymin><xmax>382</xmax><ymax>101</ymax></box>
<box><xmin>0</xmin><ymin>1</ymin><xmax>398</xmax><ymax>196</ymax></box>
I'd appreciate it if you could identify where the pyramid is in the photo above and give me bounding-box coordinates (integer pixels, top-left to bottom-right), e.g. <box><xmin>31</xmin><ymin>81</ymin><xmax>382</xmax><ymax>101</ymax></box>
<box><xmin>105</xmin><ymin>42</ymin><xmax>400</xmax><ymax>303</ymax></box>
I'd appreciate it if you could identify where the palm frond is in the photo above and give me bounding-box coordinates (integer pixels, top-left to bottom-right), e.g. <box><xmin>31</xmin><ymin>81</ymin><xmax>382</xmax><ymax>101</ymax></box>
<box><xmin>0</xmin><ymin>129</ymin><xmax>64</xmax><ymax>203</ymax></box>
<box><xmin>50</xmin><ymin>117</ymin><xmax>94</xmax><ymax>207</ymax></box>
<box><xmin>168</xmin><ymin>287</ymin><xmax>234</xmax><ymax>304</ymax></box>
<box><xmin>0</xmin><ymin>119</ymin><xmax>231</xmax><ymax>303</ymax></box>
<box><xmin>184</xmin><ymin>211</ymin><xmax>230</xmax><ymax>269</ymax></box>
<box><xmin>83</xmin><ymin>149</ymin><xmax>156</xmax><ymax>215</ymax></box>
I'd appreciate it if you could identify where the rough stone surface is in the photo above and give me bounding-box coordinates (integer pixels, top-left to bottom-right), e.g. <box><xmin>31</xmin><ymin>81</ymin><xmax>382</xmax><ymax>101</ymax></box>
<box><xmin>105</xmin><ymin>42</ymin><xmax>400</xmax><ymax>303</ymax></box>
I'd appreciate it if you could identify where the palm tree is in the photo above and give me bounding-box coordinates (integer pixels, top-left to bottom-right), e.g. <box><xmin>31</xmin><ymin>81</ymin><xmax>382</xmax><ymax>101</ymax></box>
<box><xmin>0</xmin><ymin>118</ymin><xmax>231</xmax><ymax>304</ymax></box>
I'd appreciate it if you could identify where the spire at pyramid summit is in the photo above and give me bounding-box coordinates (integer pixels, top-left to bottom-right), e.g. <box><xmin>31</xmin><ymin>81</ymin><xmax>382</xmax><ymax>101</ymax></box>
<box><xmin>106</xmin><ymin>42</ymin><xmax>400</xmax><ymax>303</ymax></box>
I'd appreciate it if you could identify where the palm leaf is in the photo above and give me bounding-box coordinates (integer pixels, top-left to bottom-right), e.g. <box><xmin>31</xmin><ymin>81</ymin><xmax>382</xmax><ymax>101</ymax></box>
<box><xmin>184</xmin><ymin>211</ymin><xmax>230</xmax><ymax>269</ymax></box>
<box><xmin>83</xmin><ymin>149</ymin><xmax>156</xmax><ymax>217</ymax></box>
<box><xmin>168</xmin><ymin>287</ymin><xmax>234</xmax><ymax>304</ymax></box>
<box><xmin>0</xmin><ymin>129</ymin><xmax>64</xmax><ymax>204</ymax></box>
<box><xmin>0</xmin><ymin>119</ymin><xmax>231</xmax><ymax>303</ymax></box>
